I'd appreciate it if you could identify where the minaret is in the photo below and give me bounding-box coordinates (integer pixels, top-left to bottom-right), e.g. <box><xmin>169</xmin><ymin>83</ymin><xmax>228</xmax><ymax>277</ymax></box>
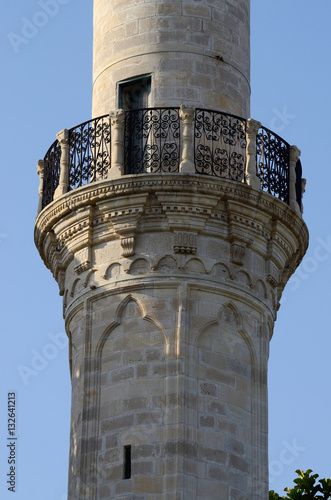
<box><xmin>35</xmin><ymin>2</ymin><xmax>308</xmax><ymax>499</ymax></box>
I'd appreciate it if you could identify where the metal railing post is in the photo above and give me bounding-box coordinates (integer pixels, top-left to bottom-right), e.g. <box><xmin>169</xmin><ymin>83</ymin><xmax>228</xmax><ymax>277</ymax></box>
<box><xmin>289</xmin><ymin>145</ymin><xmax>301</xmax><ymax>214</ymax></box>
<box><xmin>179</xmin><ymin>106</ymin><xmax>195</xmax><ymax>173</ymax></box>
<box><xmin>54</xmin><ymin>129</ymin><xmax>70</xmax><ymax>199</ymax></box>
<box><xmin>245</xmin><ymin>118</ymin><xmax>261</xmax><ymax>189</ymax></box>
<box><xmin>108</xmin><ymin>109</ymin><xmax>125</xmax><ymax>179</ymax></box>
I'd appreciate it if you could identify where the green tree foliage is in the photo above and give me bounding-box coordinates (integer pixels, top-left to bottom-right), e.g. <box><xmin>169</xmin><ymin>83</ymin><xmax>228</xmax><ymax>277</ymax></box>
<box><xmin>270</xmin><ymin>470</ymin><xmax>331</xmax><ymax>500</ymax></box>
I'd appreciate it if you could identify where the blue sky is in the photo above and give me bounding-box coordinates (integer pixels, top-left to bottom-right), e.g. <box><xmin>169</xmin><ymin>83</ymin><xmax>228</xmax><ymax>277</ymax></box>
<box><xmin>0</xmin><ymin>1</ymin><xmax>330</xmax><ymax>498</ymax></box>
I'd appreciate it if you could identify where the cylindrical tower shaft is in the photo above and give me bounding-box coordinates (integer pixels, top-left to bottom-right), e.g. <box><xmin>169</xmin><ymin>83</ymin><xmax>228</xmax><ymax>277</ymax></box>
<box><xmin>92</xmin><ymin>0</ymin><xmax>250</xmax><ymax>117</ymax></box>
<box><xmin>34</xmin><ymin>1</ymin><xmax>309</xmax><ymax>499</ymax></box>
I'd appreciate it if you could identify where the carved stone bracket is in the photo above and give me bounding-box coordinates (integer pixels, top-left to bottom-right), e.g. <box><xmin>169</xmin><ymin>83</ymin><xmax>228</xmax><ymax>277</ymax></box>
<box><xmin>174</xmin><ymin>231</ymin><xmax>197</xmax><ymax>254</ymax></box>
<box><xmin>120</xmin><ymin>236</ymin><xmax>136</xmax><ymax>257</ymax></box>
<box><xmin>74</xmin><ymin>247</ymin><xmax>91</xmax><ymax>275</ymax></box>
<box><xmin>57</xmin><ymin>270</ymin><xmax>66</xmax><ymax>296</ymax></box>
<box><xmin>266</xmin><ymin>260</ymin><xmax>279</xmax><ymax>288</ymax></box>
<box><xmin>231</xmin><ymin>242</ymin><xmax>246</xmax><ymax>265</ymax></box>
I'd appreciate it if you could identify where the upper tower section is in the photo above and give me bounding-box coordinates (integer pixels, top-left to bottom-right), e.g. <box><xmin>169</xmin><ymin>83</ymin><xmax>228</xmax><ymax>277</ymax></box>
<box><xmin>92</xmin><ymin>0</ymin><xmax>250</xmax><ymax>117</ymax></box>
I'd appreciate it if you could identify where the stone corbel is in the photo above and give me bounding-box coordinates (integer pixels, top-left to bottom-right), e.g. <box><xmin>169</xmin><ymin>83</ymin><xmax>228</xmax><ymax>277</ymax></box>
<box><xmin>57</xmin><ymin>269</ymin><xmax>66</xmax><ymax>296</ymax></box>
<box><xmin>37</xmin><ymin>160</ymin><xmax>44</xmax><ymax>215</ymax></box>
<box><xmin>112</xmin><ymin>216</ymin><xmax>140</xmax><ymax>257</ymax></box>
<box><xmin>245</xmin><ymin>118</ymin><xmax>261</xmax><ymax>189</ymax></box>
<box><xmin>120</xmin><ymin>236</ymin><xmax>136</xmax><ymax>257</ymax></box>
<box><xmin>179</xmin><ymin>106</ymin><xmax>195</xmax><ymax>173</ymax></box>
<box><xmin>289</xmin><ymin>145</ymin><xmax>301</xmax><ymax>215</ymax></box>
<box><xmin>266</xmin><ymin>260</ymin><xmax>279</xmax><ymax>288</ymax></box>
<box><xmin>108</xmin><ymin>109</ymin><xmax>125</xmax><ymax>179</ymax></box>
<box><xmin>230</xmin><ymin>242</ymin><xmax>246</xmax><ymax>265</ymax></box>
<box><xmin>54</xmin><ymin>129</ymin><xmax>70</xmax><ymax>199</ymax></box>
<box><xmin>174</xmin><ymin>231</ymin><xmax>197</xmax><ymax>254</ymax></box>
<box><xmin>74</xmin><ymin>247</ymin><xmax>91</xmax><ymax>275</ymax></box>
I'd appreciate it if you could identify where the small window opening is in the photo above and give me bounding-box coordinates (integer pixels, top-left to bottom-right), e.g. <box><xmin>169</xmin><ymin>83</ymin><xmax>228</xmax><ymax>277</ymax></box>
<box><xmin>118</xmin><ymin>75</ymin><xmax>151</xmax><ymax>110</ymax></box>
<box><xmin>123</xmin><ymin>445</ymin><xmax>131</xmax><ymax>479</ymax></box>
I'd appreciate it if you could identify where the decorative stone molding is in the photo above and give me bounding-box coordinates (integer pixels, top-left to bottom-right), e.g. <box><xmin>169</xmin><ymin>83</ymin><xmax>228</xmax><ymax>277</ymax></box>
<box><xmin>231</xmin><ymin>242</ymin><xmax>246</xmax><ymax>265</ymax></box>
<box><xmin>54</xmin><ymin>129</ymin><xmax>70</xmax><ymax>199</ymax></box>
<box><xmin>179</xmin><ymin>106</ymin><xmax>195</xmax><ymax>174</ymax></box>
<box><xmin>108</xmin><ymin>109</ymin><xmax>125</xmax><ymax>179</ymax></box>
<box><xmin>74</xmin><ymin>247</ymin><xmax>91</xmax><ymax>275</ymax></box>
<box><xmin>246</xmin><ymin>118</ymin><xmax>261</xmax><ymax>189</ymax></box>
<box><xmin>57</xmin><ymin>270</ymin><xmax>65</xmax><ymax>296</ymax></box>
<box><xmin>156</xmin><ymin>191</ymin><xmax>218</xmax><ymax>233</ymax></box>
<box><xmin>174</xmin><ymin>231</ymin><xmax>197</xmax><ymax>254</ymax></box>
<box><xmin>289</xmin><ymin>145</ymin><xmax>301</xmax><ymax>214</ymax></box>
<box><xmin>266</xmin><ymin>260</ymin><xmax>279</xmax><ymax>288</ymax></box>
<box><xmin>35</xmin><ymin>174</ymin><xmax>308</xmax><ymax>303</ymax></box>
<box><xmin>37</xmin><ymin>160</ymin><xmax>44</xmax><ymax>215</ymax></box>
<box><xmin>120</xmin><ymin>236</ymin><xmax>135</xmax><ymax>257</ymax></box>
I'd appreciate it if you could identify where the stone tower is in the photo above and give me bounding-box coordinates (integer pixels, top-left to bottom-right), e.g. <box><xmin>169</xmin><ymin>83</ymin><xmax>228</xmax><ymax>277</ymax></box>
<box><xmin>35</xmin><ymin>1</ymin><xmax>308</xmax><ymax>499</ymax></box>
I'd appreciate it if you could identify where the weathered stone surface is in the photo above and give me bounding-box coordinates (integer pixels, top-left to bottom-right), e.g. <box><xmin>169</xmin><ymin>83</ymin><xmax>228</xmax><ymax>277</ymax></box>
<box><xmin>92</xmin><ymin>0</ymin><xmax>251</xmax><ymax>117</ymax></box>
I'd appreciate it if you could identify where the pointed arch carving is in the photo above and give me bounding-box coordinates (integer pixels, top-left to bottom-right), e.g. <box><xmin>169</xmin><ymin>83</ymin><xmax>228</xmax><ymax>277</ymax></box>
<box><xmin>194</xmin><ymin>301</ymin><xmax>258</xmax><ymax>497</ymax></box>
<box><xmin>196</xmin><ymin>301</ymin><xmax>257</xmax><ymax>375</ymax></box>
<box><xmin>70</xmin><ymin>278</ymin><xmax>81</xmax><ymax>297</ymax></box>
<box><xmin>88</xmin><ymin>293</ymin><xmax>168</xmax><ymax>498</ymax></box>
<box><xmin>154</xmin><ymin>255</ymin><xmax>178</xmax><ymax>273</ymax></box>
<box><xmin>96</xmin><ymin>293</ymin><xmax>167</xmax><ymax>359</ymax></box>
<box><xmin>236</xmin><ymin>269</ymin><xmax>253</xmax><ymax>289</ymax></box>
<box><xmin>256</xmin><ymin>279</ymin><xmax>268</xmax><ymax>299</ymax></box>
<box><xmin>103</xmin><ymin>262</ymin><xmax>122</xmax><ymax>280</ymax></box>
<box><xmin>129</xmin><ymin>258</ymin><xmax>151</xmax><ymax>275</ymax></box>
<box><xmin>217</xmin><ymin>301</ymin><xmax>241</xmax><ymax>327</ymax></box>
<box><xmin>83</xmin><ymin>269</ymin><xmax>97</xmax><ymax>288</ymax></box>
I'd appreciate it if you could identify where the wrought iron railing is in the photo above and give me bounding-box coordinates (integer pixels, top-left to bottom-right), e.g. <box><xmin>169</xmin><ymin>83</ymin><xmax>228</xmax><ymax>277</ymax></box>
<box><xmin>256</xmin><ymin>126</ymin><xmax>290</xmax><ymax>204</ymax></box>
<box><xmin>42</xmin><ymin>139</ymin><xmax>61</xmax><ymax>209</ymax></box>
<box><xmin>69</xmin><ymin>114</ymin><xmax>111</xmax><ymax>190</ymax></box>
<box><xmin>40</xmin><ymin>107</ymin><xmax>302</xmax><ymax>211</ymax></box>
<box><xmin>295</xmin><ymin>159</ymin><xmax>303</xmax><ymax>211</ymax></box>
<box><xmin>42</xmin><ymin>115</ymin><xmax>111</xmax><ymax>208</ymax></box>
<box><xmin>194</xmin><ymin>108</ymin><xmax>247</xmax><ymax>181</ymax></box>
<box><xmin>124</xmin><ymin>108</ymin><xmax>180</xmax><ymax>174</ymax></box>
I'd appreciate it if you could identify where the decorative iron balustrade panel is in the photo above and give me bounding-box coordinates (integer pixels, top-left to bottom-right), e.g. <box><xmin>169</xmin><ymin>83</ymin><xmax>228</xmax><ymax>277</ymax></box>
<box><xmin>41</xmin><ymin>109</ymin><xmax>298</xmax><ymax>210</ymax></box>
<box><xmin>256</xmin><ymin>126</ymin><xmax>290</xmax><ymax>203</ymax></box>
<box><xmin>194</xmin><ymin>109</ymin><xmax>247</xmax><ymax>180</ymax></box>
<box><xmin>124</xmin><ymin>108</ymin><xmax>180</xmax><ymax>174</ymax></box>
<box><xmin>42</xmin><ymin>139</ymin><xmax>61</xmax><ymax>209</ymax></box>
<box><xmin>69</xmin><ymin>115</ymin><xmax>111</xmax><ymax>190</ymax></box>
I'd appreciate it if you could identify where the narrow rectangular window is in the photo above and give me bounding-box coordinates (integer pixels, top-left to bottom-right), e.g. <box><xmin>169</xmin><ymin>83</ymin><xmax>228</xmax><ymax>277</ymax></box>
<box><xmin>118</xmin><ymin>75</ymin><xmax>151</xmax><ymax>110</ymax></box>
<box><xmin>123</xmin><ymin>445</ymin><xmax>131</xmax><ymax>479</ymax></box>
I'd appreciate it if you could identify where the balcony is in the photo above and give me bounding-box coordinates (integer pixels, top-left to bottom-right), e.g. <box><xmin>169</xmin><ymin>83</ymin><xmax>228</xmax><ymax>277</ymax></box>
<box><xmin>37</xmin><ymin>107</ymin><xmax>304</xmax><ymax>215</ymax></box>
